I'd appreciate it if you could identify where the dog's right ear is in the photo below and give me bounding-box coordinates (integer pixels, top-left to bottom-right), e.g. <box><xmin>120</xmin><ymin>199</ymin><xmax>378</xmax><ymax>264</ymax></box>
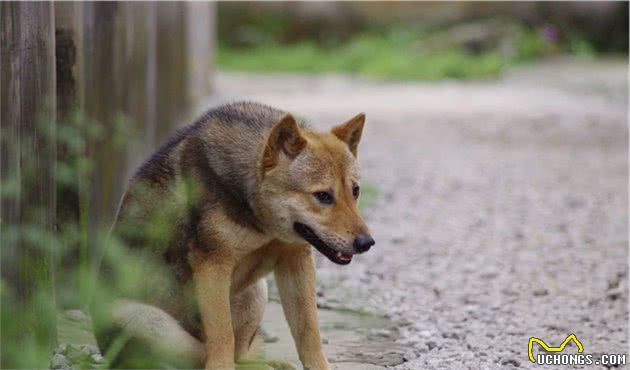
<box><xmin>262</xmin><ymin>113</ymin><xmax>306</xmax><ymax>171</ymax></box>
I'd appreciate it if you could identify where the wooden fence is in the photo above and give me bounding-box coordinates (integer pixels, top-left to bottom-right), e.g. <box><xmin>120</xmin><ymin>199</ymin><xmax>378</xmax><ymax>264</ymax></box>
<box><xmin>1</xmin><ymin>3</ymin><xmax>215</xmax><ymax>365</ymax></box>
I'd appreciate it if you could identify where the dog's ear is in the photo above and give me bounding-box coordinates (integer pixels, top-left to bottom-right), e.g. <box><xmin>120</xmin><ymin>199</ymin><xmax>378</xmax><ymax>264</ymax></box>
<box><xmin>262</xmin><ymin>113</ymin><xmax>306</xmax><ymax>171</ymax></box>
<box><xmin>331</xmin><ymin>112</ymin><xmax>365</xmax><ymax>157</ymax></box>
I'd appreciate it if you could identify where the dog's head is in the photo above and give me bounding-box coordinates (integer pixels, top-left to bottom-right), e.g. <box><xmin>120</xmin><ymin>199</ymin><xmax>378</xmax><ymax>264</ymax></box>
<box><xmin>256</xmin><ymin>112</ymin><xmax>374</xmax><ymax>265</ymax></box>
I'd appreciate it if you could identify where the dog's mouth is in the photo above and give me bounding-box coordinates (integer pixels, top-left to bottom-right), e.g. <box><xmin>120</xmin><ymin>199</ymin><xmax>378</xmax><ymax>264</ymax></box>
<box><xmin>293</xmin><ymin>222</ymin><xmax>353</xmax><ymax>265</ymax></box>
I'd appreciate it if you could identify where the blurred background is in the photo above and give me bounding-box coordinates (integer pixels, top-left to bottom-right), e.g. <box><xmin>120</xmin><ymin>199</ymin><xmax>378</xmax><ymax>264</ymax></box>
<box><xmin>218</xmin><ymin>2</ymin><xmax>628</xmax><ymax>78</ymax></box>
<box><xmin>1</xmin><ymin>2</ymin><xmax>628</xmax><ymax>369</ymax></box>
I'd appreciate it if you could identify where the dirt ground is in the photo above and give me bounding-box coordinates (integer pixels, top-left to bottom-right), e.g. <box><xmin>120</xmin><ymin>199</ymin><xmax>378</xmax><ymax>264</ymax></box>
<box><xmin>209</xmin><ymin>58</ymin><xmax>628</xmax><ymax>370</ymax></box>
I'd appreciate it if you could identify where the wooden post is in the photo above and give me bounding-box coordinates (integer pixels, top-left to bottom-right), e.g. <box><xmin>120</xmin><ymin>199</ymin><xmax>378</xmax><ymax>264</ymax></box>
<box><xmin>184</xmin><ymin>1</ymin><xmax>215</xmax><ymax>114</ymax></box>
<box><xmin>0</xmin><ymin>2</ymin><xmax>57</xmax><ymax>367</ymax></box>
<box><xmin>54</xmin><ymin>1</ymin><xmax>82</xmax><ymax>239</ymax></box>
<box><xmin>119</xmin><ymin>2</ymin><xmax>158</xmax><ymax>177</ymax></box>
<box><xmin>155</xmin><ymin>2</ymin><xmax>188</xmax><ymax>138</ymax></box>
<box><xmin>78</xmin><ymin>2</ymin><xmax>129</xmax><ymax>273</ymax></box>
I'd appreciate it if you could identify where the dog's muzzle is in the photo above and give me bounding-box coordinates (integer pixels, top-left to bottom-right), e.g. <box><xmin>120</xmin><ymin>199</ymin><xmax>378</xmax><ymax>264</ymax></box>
<box><xmin>293</xmin><ymin>222</ymin><xmax>356</xmax><ymax>265</ymax></box>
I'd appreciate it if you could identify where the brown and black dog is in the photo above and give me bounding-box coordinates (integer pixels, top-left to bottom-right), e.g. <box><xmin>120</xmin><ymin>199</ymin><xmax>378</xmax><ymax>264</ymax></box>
<box><xmin>93</xmin><ymin>102</ymin><xmax>374</xmax><ymax>369</ymax></box>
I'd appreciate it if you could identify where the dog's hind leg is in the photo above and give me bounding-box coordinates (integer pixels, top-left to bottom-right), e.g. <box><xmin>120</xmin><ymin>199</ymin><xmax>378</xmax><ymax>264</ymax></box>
<box><xmin>231</xmin><ymin>278</ymin><xmax>268</xmax><ymax>362</ymax></box>
<box><xmin>99</xmin><ymin>300</ymin><xmax>205</xmax><ymax>368</ymax></box>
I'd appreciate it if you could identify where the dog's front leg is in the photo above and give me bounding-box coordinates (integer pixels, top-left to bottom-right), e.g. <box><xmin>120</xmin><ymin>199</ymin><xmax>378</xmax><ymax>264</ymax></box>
<box><xmin>274</xmin><ymin>245</ymin><xmax>330</xmax><ymax>370</ymax></box>
<box><xmin>193</xmin><ymin>255</ymin><xmax>235</xmax><ymax>370</ymax></box>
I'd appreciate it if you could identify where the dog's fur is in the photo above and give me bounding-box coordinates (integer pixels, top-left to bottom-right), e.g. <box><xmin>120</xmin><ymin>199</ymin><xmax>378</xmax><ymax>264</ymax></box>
<box><xmin>93</xmin><ymin>102</ymin><xmax>373</xmax><ymax>369</ymax></box>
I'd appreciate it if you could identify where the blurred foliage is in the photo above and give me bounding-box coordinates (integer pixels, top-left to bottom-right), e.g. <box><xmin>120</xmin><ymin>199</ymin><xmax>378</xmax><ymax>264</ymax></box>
<box><xmin>218</xmin><ymin>19</ymin><xmax>606</xmax><ymax>80</ymax></box>
<box><xmin>0</xmin><ymin>111</ymin><xmax>153</xmax><ymax>368</ymax></box>
<box><xmin>1</xmin><ymin>287</ymin><xmax>59</xmax><ymax>367</ymax></box>
<box><xmin>2</xmin><ymin>112</ymin><xmax>91</xmax><ymax>368</ymax></box>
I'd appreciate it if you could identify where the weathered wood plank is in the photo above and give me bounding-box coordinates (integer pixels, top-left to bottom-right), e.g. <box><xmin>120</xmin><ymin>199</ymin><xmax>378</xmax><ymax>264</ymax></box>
<box><xmin>155</xmin><ymin>2</ymin><xmax>188</xmax><ymax>139</ymax></box>
<box><xmin>0</xmin><ymin>2</ymin><xmax>57</xmax><ymax>367</ymax></box>
<box><xmin>184</xmin><ymin>1</ymin><xmax>215</xmax><ymax>113</ymax></box>
<box><xmin>120</xmin><ymin>1</ymin><xmax>157</xmax><ymax>177</ymax></box>
<box><xmin>77</xmin><ymin>3</ymin><xmax>127</xmax><ymax>270</ymax></box>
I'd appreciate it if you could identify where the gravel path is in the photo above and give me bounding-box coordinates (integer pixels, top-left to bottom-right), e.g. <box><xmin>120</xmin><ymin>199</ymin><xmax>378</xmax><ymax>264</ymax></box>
<box><xmin>210</xmin><ymin>58</ymin><xmax>628</xmax><ymax>369</ymax></box>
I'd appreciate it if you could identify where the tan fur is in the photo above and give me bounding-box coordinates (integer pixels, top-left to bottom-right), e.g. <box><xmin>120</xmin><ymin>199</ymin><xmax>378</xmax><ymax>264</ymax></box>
<box><xmin>99</xmin><ymin>103</ymin><xmax>372</xmax><ymax>370</ymax></box>
<box><xmin>274</xmin><ymin>244</ymin><xmax>329</xmax><ymax>369</ymax></box>
<box><xmin>192</xmin><ymin>253</ymin><xmax>235</xmax><ymax>369</ymax></box>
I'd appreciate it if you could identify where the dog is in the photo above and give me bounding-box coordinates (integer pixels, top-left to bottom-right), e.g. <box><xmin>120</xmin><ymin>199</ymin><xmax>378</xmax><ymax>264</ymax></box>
<box><xmin>92</xmin><ymin>102</ymin><xmax>374</xmax><ymax>369</ymax></box>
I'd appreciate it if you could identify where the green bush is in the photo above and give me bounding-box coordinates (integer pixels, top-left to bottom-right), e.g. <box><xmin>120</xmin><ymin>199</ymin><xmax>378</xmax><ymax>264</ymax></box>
<box><xmin>218</xmin><ymin>22</ymin><xmax>598</xmax><ymax>81</ymax></box>
<box><xmin>218</xmin><ymin>35</ymin><xmax>506</xmax><ymax>81</ymax></box>
<box><xmin>515</xmin><ymin>29</ymin><xmax>547</xmax><ymax>61</ymax></box>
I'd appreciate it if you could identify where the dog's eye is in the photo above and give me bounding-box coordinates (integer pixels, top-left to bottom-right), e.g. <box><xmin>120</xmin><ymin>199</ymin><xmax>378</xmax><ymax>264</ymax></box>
<box><xmin>352</xmin><ymin>185</ymin><xmax>360</xmax><ymax>199</ymax></box>
<box><xmin>313</xmin><ymin>191</ymin><xmax>334</xmax><ymax>205</ymax></box>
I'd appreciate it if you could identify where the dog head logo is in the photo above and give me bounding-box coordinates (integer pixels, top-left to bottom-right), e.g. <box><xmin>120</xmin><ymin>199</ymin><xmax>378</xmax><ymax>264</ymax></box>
<box><xmin>528</xmin><ymin>334</ymin><xmax>584</xmax><ymax>363</ymax></box>
<box><xmin>258</xmin><ymin>112</ymin><xmax>374</xmax><ymax>264</ymax></box>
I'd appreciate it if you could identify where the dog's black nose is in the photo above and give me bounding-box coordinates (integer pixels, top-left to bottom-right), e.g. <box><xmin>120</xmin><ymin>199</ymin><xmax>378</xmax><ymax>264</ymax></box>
<box><xmin>354</xmin><ymin>234</ymin><xmax>375</xmax><ymax>253</ymax></box>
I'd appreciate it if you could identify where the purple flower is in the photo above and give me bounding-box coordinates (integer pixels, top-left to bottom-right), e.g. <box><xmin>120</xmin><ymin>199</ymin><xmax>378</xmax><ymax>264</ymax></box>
<box><xmin>541</xmin><ymin>24</ymin><xmax>559</xmax><ymax>42</ymax></box>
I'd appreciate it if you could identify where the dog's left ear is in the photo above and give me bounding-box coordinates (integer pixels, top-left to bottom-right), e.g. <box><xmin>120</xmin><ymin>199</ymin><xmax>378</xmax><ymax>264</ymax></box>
<box><xmin>331</xmin><ymin>113</ymin><xmax>365</xmax><ymax>157</ymax></box>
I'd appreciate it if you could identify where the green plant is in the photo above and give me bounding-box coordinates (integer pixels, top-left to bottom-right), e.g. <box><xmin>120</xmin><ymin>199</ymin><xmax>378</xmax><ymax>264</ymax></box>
<box><xmin>515</xmin><ymin>29</ymin><xmax>547</xmax><ymax>61</ymax></box>
<box><xmin>217</xmin><ymin>22</ymin><xmax>599</xmax><ymax>81</ymax></box>
<box><xmin>0</xmin><ymin>110</ymin><xmax>142</xmax><ymax>368</ymax></box>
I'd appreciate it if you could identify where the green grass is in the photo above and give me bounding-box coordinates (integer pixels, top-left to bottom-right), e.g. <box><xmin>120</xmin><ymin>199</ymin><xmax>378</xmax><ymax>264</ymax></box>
<box><xmin>218</xmin><ymin>37</ymin><xmax>505</xmax><ymax>81</ymax></box>
<box><xmin>217</xmin><ymin>24</ymin><xmax>598</xmax><ymax>81</ymax></box>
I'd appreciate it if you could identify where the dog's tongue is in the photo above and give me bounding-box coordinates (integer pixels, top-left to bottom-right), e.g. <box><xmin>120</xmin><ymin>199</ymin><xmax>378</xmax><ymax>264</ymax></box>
<box><xmin>336</xmin><ymin>252</ymin><xmax>353</xmax><ymax>262</ymax></box>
